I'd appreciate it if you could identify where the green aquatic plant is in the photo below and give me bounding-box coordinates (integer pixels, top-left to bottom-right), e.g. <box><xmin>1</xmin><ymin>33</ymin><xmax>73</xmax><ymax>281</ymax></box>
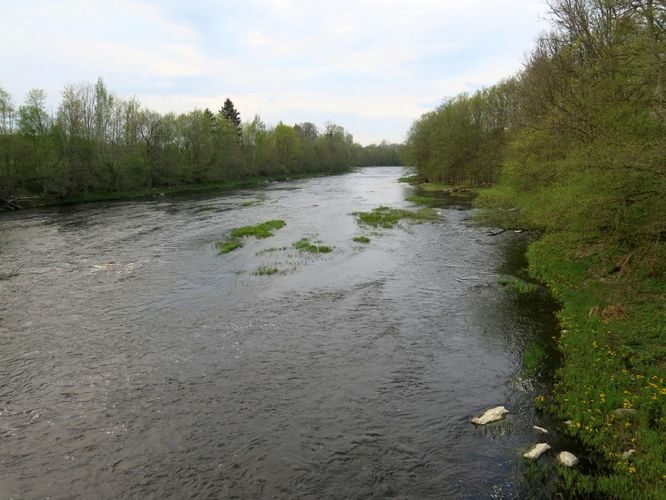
<box><xmin>498</xmin><ymin>275</ymin><xmax>540</xmax><ymax>294</ymax></box>
<box><xmin>353</xmin><ymin>206</ymin><xmax>438</xmax><ymax>229</ymax></box>
<box><xmin>215</xmin><ymin>239</ymin><xmax>243</xmax><ymax>254</ymax></box>
<box><xmin>292</xmin><ymin>238</ymin><xmax>333</xmax><ymax>253</ymax></box>
<box><xmin>241</xmin><ymin>199</ymin><xmax>263</xmax><ymax>207</ymax></box>
<box><xmin>194</xmin><ymin>205</ymin><xmax>219</xmax><ymax>213</ymax></box>
<box><xmin>352</xmin><ymin>236</ymin><xmax>371</xmax><ymax>243</ymax></box>
<box><xmin>255</xmin><ymin>246</ymin><xmax>287</xmax><ymax>255</ymax></box>
<box><xmin>254</xmin><ymin>265</ymin><xmax>279</xmax><ymax>276</ymax></box>
<box><xmin>405</xmin><ymin>195</ymin><xmax>442</xmax><ymax>206</ymax></box>
<box><xmin>522</xmin><ymin>342</ymin><xmax>548</xmax><ymax>378</ymax></box>
<box><xmin>230</xmin><ymin>219</ymin><xmax>286</xmax><ymax>239</ymax></box>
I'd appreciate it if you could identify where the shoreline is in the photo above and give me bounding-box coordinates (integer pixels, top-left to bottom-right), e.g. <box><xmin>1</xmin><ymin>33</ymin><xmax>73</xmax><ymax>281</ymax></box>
<box><xmin>0</xmin><ymin>170</ymin><xmax>351</xmax><ymax>212</ymax></box>
<box><xmin>524</xmin><ymin>233</ymin><xmax>664</xmax><ymax>498</ymax></box>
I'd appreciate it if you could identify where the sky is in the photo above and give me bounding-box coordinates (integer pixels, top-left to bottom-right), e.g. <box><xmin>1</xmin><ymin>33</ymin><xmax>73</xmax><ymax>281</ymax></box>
<box><xmin>0</xmin><ymin>0</ymin><xmax>550</xmax><ymax>145</ymax></box>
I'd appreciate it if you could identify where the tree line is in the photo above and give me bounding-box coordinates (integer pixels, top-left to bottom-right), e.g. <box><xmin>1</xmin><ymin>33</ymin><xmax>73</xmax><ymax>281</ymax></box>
<box><xmin>0</xmin><ymin>80</ymin><xmax>402</xmax><ymax>205</ymax></box>
<box><xmin>404</xmin><ymin>0</ymin><xmax>664</xmax><ymax>248</ymax></box>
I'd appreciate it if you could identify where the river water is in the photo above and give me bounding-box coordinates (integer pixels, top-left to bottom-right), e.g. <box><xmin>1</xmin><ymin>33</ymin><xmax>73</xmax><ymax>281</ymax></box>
<box><xmin>0</xmin><ymin>167</ymin><xmax>563</xmax><ymax>499</ymax></box>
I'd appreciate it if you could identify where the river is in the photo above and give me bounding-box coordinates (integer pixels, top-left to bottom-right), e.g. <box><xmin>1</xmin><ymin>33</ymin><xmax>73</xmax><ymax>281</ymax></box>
<box><xmin>0</xmin><ymin>167</ymin><xmax>563</xmax><ymax>498</ymax></box>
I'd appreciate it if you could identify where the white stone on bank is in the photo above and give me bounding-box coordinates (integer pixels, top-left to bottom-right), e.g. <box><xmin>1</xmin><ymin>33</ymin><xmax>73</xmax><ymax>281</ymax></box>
<box><xmin>557</xmin><ymin>451</ymin><xmax>579</xmax><ymax>467</ymax></box>
<box><xmin>533</xmin><ymin>425</ymin><xmax>549</xmax><ymax>434</ymax></box>
<box><xmin>523</xmin><ymin>443</ymin><xmax>551</xmax><ymax>460</ymax></box>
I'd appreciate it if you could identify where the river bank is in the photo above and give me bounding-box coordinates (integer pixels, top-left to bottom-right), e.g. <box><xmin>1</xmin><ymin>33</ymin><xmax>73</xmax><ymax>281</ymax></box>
<box><xmin>413</xmin><ymin>174</ymin><xmax>665</xmax><ymax>497</ymax></box>
<box><xmin>525</xmin><ymin>233</ymin><xmax>665</xmax><ymax>499</ymax></box>
<box><xmin>0</xmin><ymin>170</ymin><xmax>348</xmax><ymax>211</ymax></box>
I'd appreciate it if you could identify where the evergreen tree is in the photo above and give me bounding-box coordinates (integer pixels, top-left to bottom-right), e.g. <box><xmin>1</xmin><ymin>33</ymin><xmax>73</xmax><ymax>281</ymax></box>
<box><xmin>220</xmin><ymin>98</ymin><xmax>241</xmax><ymax>137</ymax></box>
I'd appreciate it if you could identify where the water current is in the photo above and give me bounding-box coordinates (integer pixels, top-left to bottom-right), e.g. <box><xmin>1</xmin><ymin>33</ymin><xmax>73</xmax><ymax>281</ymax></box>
<box><xmin>0</xmin><ymin>167</ymin><xmax>564</xmax><ymax>498</ymax></box>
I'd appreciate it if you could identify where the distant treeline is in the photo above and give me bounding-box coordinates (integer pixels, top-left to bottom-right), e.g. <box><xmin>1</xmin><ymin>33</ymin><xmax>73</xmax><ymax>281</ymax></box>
<box><xmin>403</xmin><ymin>0</ymin><xmax>664</xmax><ymax>246</ymax></box>
<box><xmin>0</xmin><ymin>81</ymin><xmax>402</xmax><ymax>204</ymax></box>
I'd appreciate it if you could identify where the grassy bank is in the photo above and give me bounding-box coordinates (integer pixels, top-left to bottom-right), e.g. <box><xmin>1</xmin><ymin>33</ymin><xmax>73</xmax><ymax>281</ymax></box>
<box><xmin>398</xmin><ymin>174</ymin><xmax>487</xmax><ymax>196</ymax></box>
<box><xmin>524</xmin><ymin>233</ymin><xmax>665</xmax><ymax>498</ymax></box>
<box><xmin>4</xmin><ymin>170</ymin><xmax>347</xmax><ymax>210</ymax></box>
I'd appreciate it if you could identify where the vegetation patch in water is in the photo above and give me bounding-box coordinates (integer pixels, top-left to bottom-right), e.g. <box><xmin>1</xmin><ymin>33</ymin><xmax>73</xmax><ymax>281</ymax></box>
<box><xmin>216</xmin><ymin>239</ymin><xmax>243</xmax><ymax>254</ymax></box>
<box><xmin>230</xmin><ymin>219</ymin><xmax>286</xmax><ymax>239</ymax></box>
<box><xmin>405</xmin><ymin>195</ymin><xmax>442</xmax><ymax>206</ymax></box>
<box><xmin>353</xmin><ymin>206</ymin><xmax>438</xmax><ymax>228</ymax></box>
<box><xmin>522</xmin><ymin>342</ymin><xmax>548</xmax><ymax>378</ymax></box>
<box><xmin>254</xmin><ymin>265</ymin><xmax>279</xmax><ymax>276</ymax></box>
<box><xmin>255</xmin><ymin>246</ymin><xmax>287</xmax><ymax>255</ymax></box>
<box><xmin>292</xmin><ymin>238</ymin><xmax>333</xmax><ymax>253</ymax></box>
<box><xmin>498</xmin><ymin>275</ymin><xmax>540</xmax><ymax>294</ymax></box>
<box><xmin>194</xmin><ymin>205</ymin><xmax>219</xmax><ymax>213</ymax></box>
<box><xmin>352</xmin><ymin>236</ymin><xmax>371</xmax><ymax>244</ymax></box>
<box><xmin>241</xmin><ymin>199</ymin><xmax>263</xmax><ymax>207</ymax></box>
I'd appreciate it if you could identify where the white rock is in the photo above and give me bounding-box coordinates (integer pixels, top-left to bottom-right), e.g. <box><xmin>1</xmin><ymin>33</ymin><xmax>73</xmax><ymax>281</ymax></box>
<box><xmin>557</xmin><ymin>451</ymin><xmax>579</xmax><ymax>467</ymax></box>
<box><xmin>533</xmin><ymin>425</ymin><xmax>549</xmax><ymax>434</ymax></box>
<box><xmin>523</xmin><ymin>443</ymin><xmax>551</xmax><ymax>460</ymax></box>
<box><xmin>622</xmin><ymin>449</ymin><xmax>636</xmax><ymax>459</ymax></box>
<box><xmin>471</xmin><ymin>406</ymin><xmax>509</xmax><ymax>425</ymax></box>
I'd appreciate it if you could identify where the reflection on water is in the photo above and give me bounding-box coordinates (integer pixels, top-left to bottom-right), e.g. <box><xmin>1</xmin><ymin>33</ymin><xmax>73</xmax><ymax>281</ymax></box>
<box><xmin>0</xmin><ymin>167</ymin><xmax>561</xmax><ymax>499</ymax></box>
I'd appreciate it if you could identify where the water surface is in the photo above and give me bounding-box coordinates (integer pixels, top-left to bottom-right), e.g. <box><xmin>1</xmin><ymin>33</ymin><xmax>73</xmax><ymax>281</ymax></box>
<box><xmin>0</xmin><ymin>167</ymin><xmax>560</xmax><ymax>498</ymax></box>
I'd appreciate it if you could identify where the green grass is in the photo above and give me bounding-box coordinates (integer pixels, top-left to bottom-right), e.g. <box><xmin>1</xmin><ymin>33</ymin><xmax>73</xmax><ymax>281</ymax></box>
<box><xmin>215</xmin><ymin>239</ymin><xmax>243</xmax><ymax>254</ymax></box>
<box><xmin>253</xmin><ymin>265</ymin><xmax>279</xmax><ymax>276</ymax></box>
<box><xmin>352</xmin><ymin>236</ymin><xmax>371</xmax><ymax>244</ymax></box>
<box><xmin>405</xmin><ymin>194</ymin><xmax>442</xmax><ymax>206</ymax></box>
<box><xmin>522</xmin><ymin>342</ymin><xmax>548</xmax><ymax>378</ymax></box>
<box><xmin>230</xmin><ymin>219</ymin><xmax>286</xmax><ymax>239</ymax></box>
<box><xmin>418</xmin><ymin>182</ymin><xmax>452</xmax><ymax>192</ymax></box>
<box><xmin>292</xmin><ymin>238</ymin><xmax>333</xmax><ymax>253</ymax></box>
<box><xmin>498</xmin><ymin>275</ymin><xmax>541</xmax><ymax>294</ymax></box>
<box><xmin>525</xmin><ymin>234</ymin><xmax>666</xmax><ymax>499</ymax></box>
<box><xmin>353</xmin><ymin>206</ymin><xmax>438</xmax><ymax>228</ymax></box>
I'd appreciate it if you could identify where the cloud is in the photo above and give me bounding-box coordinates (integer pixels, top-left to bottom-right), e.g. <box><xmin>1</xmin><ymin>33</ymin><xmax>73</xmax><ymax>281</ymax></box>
<box><xmin>0</xmin><ymin>0</ymin><xmax>549</xmax><ymax>144</ymax></box>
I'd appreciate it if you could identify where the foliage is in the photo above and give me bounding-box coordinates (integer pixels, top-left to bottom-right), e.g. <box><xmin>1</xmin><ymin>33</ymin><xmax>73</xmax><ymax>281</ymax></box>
<box><xmin>352</xmin><ymin>236</ymin><xmax>370</xmax><ymax>243</ymax></box>
<box><xmin>498</xmin><ymin>275</ymin><xmax>541</xmax><ymax>294</ymax></box>
<box><xmin>0</xmin><ymin>81</ymin><xmax>403</xmax><ymax>207</ymax></box>
<box><xmin>406</xmin><ymin>0</ymin><xmax>665</xmax><ymax>495</ymax></box>
<box><xmin>402</xmin><ymin>80</ymin><xmax>517</xmax><ymax>185</ymax></box>
<box><xmin>397</xmin><ymin>174</ymin><xmax>423</xmax><ymax>184</ymax></box>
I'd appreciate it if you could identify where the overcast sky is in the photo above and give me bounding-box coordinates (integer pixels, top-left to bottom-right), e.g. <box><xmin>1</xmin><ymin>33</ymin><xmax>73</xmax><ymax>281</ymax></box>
<box><xmin>1</xmin><ymin>0</ymin><xmax>550</xmax><ymax>145</ymax></box>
